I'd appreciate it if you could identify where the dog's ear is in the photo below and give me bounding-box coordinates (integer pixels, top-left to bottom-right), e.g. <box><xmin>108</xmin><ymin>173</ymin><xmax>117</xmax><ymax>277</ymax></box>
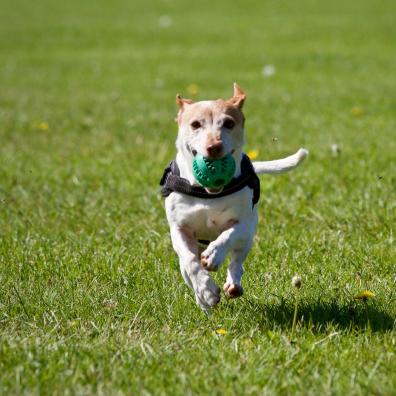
<box><xmin>175</xmin><ymin>94</ymin><xmax>194</xmax><ymax>123</ymax></box>
<box><xmin>227</xmin><ymin>83</ymin><xmax>246</xmax><ymax>109</ymax></box>
<box><xmin>176</xmin><ymin>94</ymin><xmax>194</xmax><ymax>109</ymax></box>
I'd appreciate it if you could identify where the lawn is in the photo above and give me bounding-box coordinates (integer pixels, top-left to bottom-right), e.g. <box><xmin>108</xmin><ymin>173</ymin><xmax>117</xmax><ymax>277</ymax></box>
<box><xmin>1</xmin><ymin>0</ymin><xmax>396</xmax><ymax>394</ymax></box>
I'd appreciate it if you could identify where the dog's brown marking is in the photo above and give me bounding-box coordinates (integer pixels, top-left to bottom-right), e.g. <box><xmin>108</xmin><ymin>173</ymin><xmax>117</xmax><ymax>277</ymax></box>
<box><xmin>181</xmin><ymin>100</ymin><xmax>245</xmax><ymax>126</ymax></box>
<box><xmin>175</xmin><ymin>83</ymin><xmax>246</xmax><ymax>127</ymax></box>
<box><xmin>221</xmin><ymin>102</ymin><xmax>245</xmax><ymax>126</ymax></box>
<box><xmin>221</xmin><ymin>219</ymin><xmax>238</xmax><ymax>231</ymax></box>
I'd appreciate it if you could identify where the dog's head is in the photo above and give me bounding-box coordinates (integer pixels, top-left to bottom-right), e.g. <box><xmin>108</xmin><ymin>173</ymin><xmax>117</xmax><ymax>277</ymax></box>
<box><xmin>175</xmin><ymin>83</ymin><xmax>246</xmax><ymax>162</ymax></box>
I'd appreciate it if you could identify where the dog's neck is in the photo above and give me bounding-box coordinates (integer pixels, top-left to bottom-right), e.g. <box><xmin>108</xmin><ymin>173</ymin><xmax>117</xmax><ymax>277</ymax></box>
<box><xmin>175</xmin><ymin>144</ymin><xmax>243</xmax><ymax>186</ymax></box>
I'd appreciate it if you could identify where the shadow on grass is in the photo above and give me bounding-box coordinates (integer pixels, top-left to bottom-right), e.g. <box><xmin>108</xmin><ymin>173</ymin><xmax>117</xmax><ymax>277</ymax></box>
<box><xmin>240</xmin><ymin>298</ymin><xmax>396</xmax><ymax>333</ymax></box>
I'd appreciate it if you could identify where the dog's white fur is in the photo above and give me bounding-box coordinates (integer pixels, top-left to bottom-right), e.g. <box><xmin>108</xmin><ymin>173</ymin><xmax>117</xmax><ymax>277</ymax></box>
<box><xmin>164</xmin><ymin>84</ymin><xmax>308</xmax><ymax>311</ymax></box>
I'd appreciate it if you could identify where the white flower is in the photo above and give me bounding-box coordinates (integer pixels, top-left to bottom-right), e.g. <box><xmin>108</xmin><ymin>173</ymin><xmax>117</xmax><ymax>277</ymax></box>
<box><xmin>291</xmin><ymin>274</ymin><xmax>302</xmax><ymax>289</ymax></box>
<box><xmin>262</xmin><ymin>65</ymin><xmax>276</xmax><ymax>77</ymax></box>
<box><xmin>158</xmin><ymin>15</ymin><xmax>173</xmax><ymax>28</ymax></box>
<box><xmin>331</xmin><ymin>143</ymin><xmax>341</xmax><ymax>156</ymax></box>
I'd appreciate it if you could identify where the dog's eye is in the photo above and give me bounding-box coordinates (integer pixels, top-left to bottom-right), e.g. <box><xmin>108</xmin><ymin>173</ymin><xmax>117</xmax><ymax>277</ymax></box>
<box><xmin>223</xmin><ymin>119</ymin><xmax>235</xmax><ymax>129</ymax></box>
<box><xmin>190</xmin><ymin>121</ymin><xmax>201</xmax><ymax>130</ymax></box>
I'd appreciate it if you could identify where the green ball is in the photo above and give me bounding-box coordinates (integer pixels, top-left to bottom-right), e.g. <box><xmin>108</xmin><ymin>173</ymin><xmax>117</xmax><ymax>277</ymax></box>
<box><xmin>192</xmin><ymin>154</ymin><xmax>236</xmax><ymax>189</ymax></box>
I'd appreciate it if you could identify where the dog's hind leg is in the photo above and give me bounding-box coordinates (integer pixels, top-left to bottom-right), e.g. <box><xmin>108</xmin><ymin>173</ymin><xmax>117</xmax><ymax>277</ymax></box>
<box><xmin>223</xmin><ymin>240</ymin><xmax>252</xmax><ymax>299</ymax></box>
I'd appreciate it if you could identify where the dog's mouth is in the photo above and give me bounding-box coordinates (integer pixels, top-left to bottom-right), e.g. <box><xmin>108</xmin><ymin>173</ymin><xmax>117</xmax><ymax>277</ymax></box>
<box><xmin>205</xmin><ymin>186</ymin><xmax>224</xmax><ymax>194</ymax></box>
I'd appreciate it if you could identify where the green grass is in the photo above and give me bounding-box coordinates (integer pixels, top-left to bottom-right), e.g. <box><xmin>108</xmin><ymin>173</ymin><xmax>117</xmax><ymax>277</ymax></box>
<box><xmin>1</xmin><ymin>0</ymin><xmax>396</xmax><ymax>394</ymax></box>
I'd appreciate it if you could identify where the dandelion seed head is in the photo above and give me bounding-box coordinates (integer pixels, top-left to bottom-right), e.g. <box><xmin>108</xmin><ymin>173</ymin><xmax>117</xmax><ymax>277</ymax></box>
<box><xmin>331</xmin><ymin>143</ymin><xmax>341</xmax><ymax>156</ymax></box>
<box><xmin>158</xmin><ymin>15</ymin><xmax>172</xmax><ymax>28</ymax></box>
<box><xmin>291</xmin><ymin>274</ymin><xmax>302</xmax><ymax>289</ymax></box>
<box><xmin>154</xmin><ymin>79</ymin><xmax>164</xmax><ymax>89</ymax></box>
<box><xmin>262</xmin><ymin>65</ymin><xmax>276</xmax><ymax>77</ymax></box>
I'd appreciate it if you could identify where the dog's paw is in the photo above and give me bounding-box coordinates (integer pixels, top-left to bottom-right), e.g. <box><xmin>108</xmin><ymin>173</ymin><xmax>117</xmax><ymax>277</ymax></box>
<box><xmin>201</xmin><ymin>244</ymin><xmax>227</xmax><ymax>271</ymax></box>
<box><xmin>194</xmin><ymin>273</ymin><xmax>221</xmax><ymax>310</ymax></box>
<box><xmin>223</xmin><ymin>282</ymin><xmax>244</xmax><ymax>299</ymax></box>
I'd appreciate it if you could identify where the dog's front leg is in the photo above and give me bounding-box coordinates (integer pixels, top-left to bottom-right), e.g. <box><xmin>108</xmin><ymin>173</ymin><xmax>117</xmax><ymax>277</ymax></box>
<box><xmin>170</xmin><ymin>226</ymin><xmax>221</xmax><ymax>311</ymax></box>
<box><xmin>201</xmin><ymin>222</ymin><xmax>255</xmax><ymax>299</ymax></box>
<box><xmin>201</xmin><ymin>220</ymin><xmax>254</xmax><ymax>272</ymax></box>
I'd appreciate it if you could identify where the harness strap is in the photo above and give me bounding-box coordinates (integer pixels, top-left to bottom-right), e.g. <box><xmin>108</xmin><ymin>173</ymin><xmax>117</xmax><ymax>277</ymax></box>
<box><xmin>160</xmin><ymin>154</ymin><xmax>260</xmax><ymax>205</ymax></box>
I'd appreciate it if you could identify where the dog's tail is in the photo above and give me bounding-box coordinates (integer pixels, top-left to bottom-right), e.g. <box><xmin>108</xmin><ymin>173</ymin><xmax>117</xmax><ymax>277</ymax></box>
<box><xmin>253</xmin><ymin>148</ymin><xmax>308</xmax><ymax>175</ymax></box>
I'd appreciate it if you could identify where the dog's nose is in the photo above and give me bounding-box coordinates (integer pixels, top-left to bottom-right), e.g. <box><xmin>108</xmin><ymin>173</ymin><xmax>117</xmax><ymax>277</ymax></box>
<box><xmin>207</xmin><ymin>142</ymin><xmax>223</xmax><ymax>158</ymax></box>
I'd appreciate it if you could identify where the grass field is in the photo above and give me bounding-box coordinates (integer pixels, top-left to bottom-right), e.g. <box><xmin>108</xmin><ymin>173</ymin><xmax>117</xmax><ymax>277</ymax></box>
<box><xmin>1</xmin><ymin>0</ymin><xmax>396</xmax><ymax>394</ymax></box>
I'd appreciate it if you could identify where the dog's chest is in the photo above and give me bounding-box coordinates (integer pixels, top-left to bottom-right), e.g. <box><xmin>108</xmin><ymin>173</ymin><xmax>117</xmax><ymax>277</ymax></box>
<box><xmin>165</xmin><ymin>187</ymin><xmax>256</xmax><ymax>239</ymax></box>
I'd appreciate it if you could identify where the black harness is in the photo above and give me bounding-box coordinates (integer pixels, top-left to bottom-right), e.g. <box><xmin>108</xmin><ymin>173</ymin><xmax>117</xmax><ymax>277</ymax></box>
<box><xmin>160</xmin><ymin>154</ymin><xmax>260</xmax><ymax>206</ymax></box>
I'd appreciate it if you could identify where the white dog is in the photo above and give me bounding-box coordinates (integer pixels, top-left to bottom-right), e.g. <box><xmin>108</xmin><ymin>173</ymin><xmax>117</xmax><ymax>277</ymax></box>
<box><xmin>160</xmin><ymin>83</ymin><xmax>308</xmax><ymax>311</ymax></box>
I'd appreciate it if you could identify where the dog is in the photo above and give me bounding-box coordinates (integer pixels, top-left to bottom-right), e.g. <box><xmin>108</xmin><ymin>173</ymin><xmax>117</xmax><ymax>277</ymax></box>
<box><xmin>160</xmin><ymin>83</ymin><xmax>308</xmax><ymax>311</ymax></box>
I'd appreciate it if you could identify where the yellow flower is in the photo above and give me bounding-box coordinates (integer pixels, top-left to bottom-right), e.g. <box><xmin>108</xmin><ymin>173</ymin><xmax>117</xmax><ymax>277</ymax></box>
<box><xmin>215</xmin><ymin>328</ymin><xmax>227</xmax><ymax>335</ymax></box>
<box><xmin>187</xmin><ymin>83</ymin><xmax>199</xmax><ymax>96</ymax></box>
<box><xmin>247</xmin><ymin>149</ymin><xmax>259</xmax><ymax>160</ymax></box>
<box><xmin>38</xmin><ymin>121</ymin><xmax>49</xmax><ymax>131</ymax></box>
<box><xmin>351</xmin><ymin>107</ymin><xmax>364</xmax><ymax>117</ymax></box>
<box><xmin>354</xmin><ymin>290</ymin><xmax>375</xmax><ymax>301</ymax></box>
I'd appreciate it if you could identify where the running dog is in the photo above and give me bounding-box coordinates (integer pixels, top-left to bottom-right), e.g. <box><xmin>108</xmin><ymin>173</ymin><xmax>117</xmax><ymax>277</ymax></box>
<box><xmin>160</xmin><ymin>83</ymin><xmax>308</xmax><ymax>311</ymax></box>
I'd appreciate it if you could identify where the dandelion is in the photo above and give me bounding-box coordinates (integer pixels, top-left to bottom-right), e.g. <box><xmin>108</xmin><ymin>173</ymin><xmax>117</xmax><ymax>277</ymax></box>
<box><xmin>291</xmin><ymin>274</ymin><xmax>302</xmax><ymax>289</ymax></box>
<box><xmin>158</xmin><ymin>15</ymin><xmax>172</xmax><ymax>28</ymax></box>
<box><xmin>290</xmin><ymin>274</ymin><xmax>302</xmax><ymax>340</ymax></box>
<box><xmin>68</xmin><ymin>320</ymin><xmax>79</xmax><ymax>328</ymax></box>
<box><xmin>247</xmin><ymin>149</ymin><xmax>259</xmax><ymax>160</ymax></box>
<box><xmin>81</xmin><ymin>117</ymin><xmax>93</xmax><ymax>129</ymax></box>
<box><xmin>215</xmin><ymin>328</ymin><xmax>227</xmax><ymax>335</ymax></box>
<box><xmin>38</xmin><ymin>121</ymin><xmax>49</xmax><ymax>131</ymax></box>
<box><xmin>354</xmin><ymin>290</ymin><xmax>375</xmax><ymax>301</ymax></box>
<box><xmin>351</xmin><ymin>106</ymin><xmax>364</xmax><ymax>117</ymax></box>
<box><xmin>187</xmin><ymin>83</ymin><xmax>199</xmax><ymax>96</ymax></box>
<box><xmin>103</xmin><ymin>298</ymin><xmax>118</xmax><ymax>310</ymax></box>
<box><xmin>154</xmin><ymin>79</ymin><xmax>164</xmax><ymax>89</ymax></box>
<box><xmin>262</xmin><ymin>65</ymin><xmax>276</xmax><ymax>77</ymax></box>
<box><xmin>331</xmin><ymin>143</ymin><xmax>341</xmax><ymax>156</ymax></box>
<box><xmin>135</xmin><ymin>135</ymin><xmax>144</xmax><ymax>145</ymax></box>
<box><xmin>354</xmin><ymin>290</ymin><xmax>375</xmax><ymax>329</ymax></box>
